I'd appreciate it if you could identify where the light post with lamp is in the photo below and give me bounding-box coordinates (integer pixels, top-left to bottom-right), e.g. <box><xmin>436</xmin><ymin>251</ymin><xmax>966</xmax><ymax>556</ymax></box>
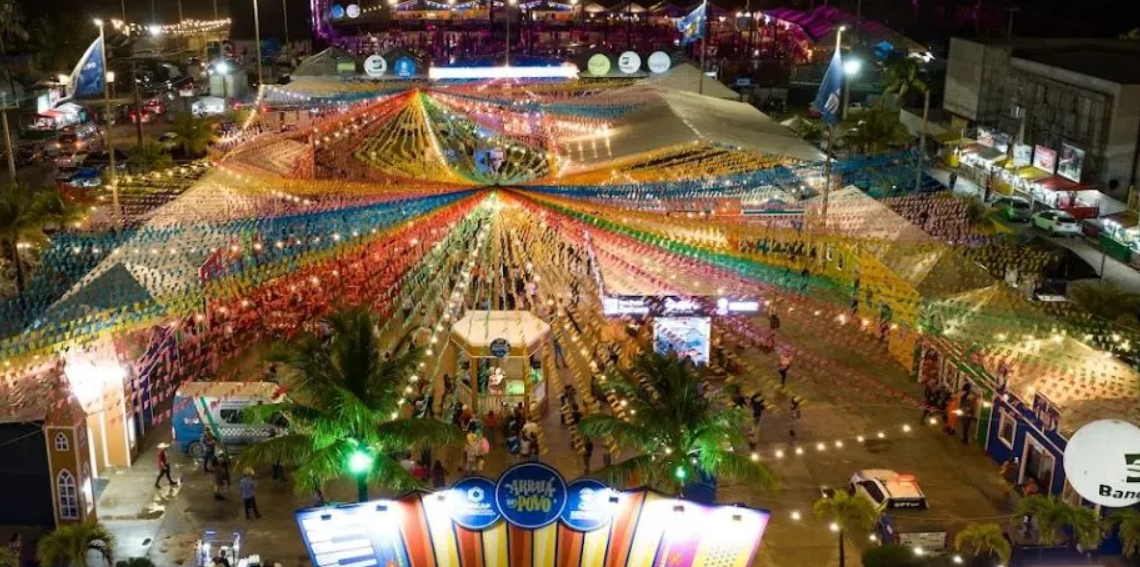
<box><xmin>348</xmin><ymin>444</ymin><xmax>374</xmax><ymax>502</ymax></box>
<box><xmin>216</xmin><ymin>60</ymin><xmax>231</xmax><ymax>106</ymax></box>
<box><xmin>505</xmin><ymin>0</ymin><xmax>517</xmax><ymax>65</ymax></box>
<box><xmin>841</xmin><ymin>57</ymin><xmax>860</xmax><ymax>120</ymax></box>
<box><xmin>95</xmin><ymin>18</ymin><xmax>121</xmax><ymax>230</ymax></box>
<box><xmin>448</xmin><ymin>0</ymin><xmax>456</xmax><ymax>56</ymax></box>
<box><xmin>252</xmin><ymin>0</ymin><xmax>265</xmax><ymax>86</ymax></box>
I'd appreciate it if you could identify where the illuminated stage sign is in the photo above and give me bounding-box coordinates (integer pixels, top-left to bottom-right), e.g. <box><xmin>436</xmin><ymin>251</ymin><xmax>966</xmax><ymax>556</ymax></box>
<box><xmin>295</xmin><ymin>462</ymin><xmax>772</xmax><ymax>567</ymax></box>
<box><xmin>429</xmin><ymin>65</ymin><xmax>580</xmax><ymax>80</ymax></box>
<box><xmin>603</xmin><ymin>295</ymin><xmax>761</xmax><ymax>317</ymax></box>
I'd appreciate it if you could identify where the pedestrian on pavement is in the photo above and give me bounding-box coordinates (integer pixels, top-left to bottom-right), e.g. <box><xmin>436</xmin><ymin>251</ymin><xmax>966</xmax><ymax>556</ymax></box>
<box><xmin>239</xmin><ymin>469</ymin><xmax>261</xmax><ymax>520</ymax></box>
<box><xmin>749</xmin><ymin>391</ymin><xmax>765</xmax><ymax>432</ymax></box>
<box><xmin>202</xmin><ymin>429</ymin><xmax>217</xmax><ymax>473</ymax></box>
<box><xmin>431</xmin><ymin>460</ymin><xmax>447</xmax><ymax>489</ymax></box>
<box><xmin>484</xmin><ymin>411</ymin><xmax>499</xmax><ymax>446</ymax></box>
<box><xmin>960</xmin><ymin>393</ymin><xmax>978</xmax><ymax>444</ymax></box>
<box><xmin>553</xmin><ymin>339</ymin><xmax>568</xmax><ymax>368</ymax></box>
<box><xmin>213</xmin><ymin>457</ymin><xmax>227</xmax><ymax>500</ymax></box>
<box><xmin>155</xmin><ymin>442</ymin><xmax>177</xmax><ymax>489</ymax></box>
<box><xmin>777</xmin><ymin>352</ymin><xmax>793</xmax><ymax>387</ymax></box>
<box><xmin>582</xmin><ymin>439</ymin><xmax>594</xmax><ymax>474</ymax></box>
<box><xmin>949</xmin><ymin>171</ymin><xmax>958</xmax><ymax>190</ymax></box>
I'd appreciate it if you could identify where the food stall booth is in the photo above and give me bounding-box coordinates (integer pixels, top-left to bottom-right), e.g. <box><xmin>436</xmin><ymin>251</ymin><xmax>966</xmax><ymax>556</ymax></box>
<box><xmin>957</xmin><ymin>144</ymin><xmax>1007</xmax><ymax>191</ymax></box>
<box><xmin>448</xmin><ymin>310</ymin><xmax>552</xmax><ymax>419</ymax></box>
<box><xmin>1027</xmin><ymin>176</ymin><xmax>1100</xmax><ymax>219</ymax></box>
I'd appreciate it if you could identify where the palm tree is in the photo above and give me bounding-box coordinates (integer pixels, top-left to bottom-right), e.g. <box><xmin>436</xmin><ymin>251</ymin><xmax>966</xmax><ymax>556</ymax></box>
<box><xmin>126</xmin><ymin>143</ymin><xmax>174</xmax><ymax>173</ymax></box>
<box><xmin>0</xmin><ymin>183</ymin><xmax>73</xmax><ymax>293</ymax></box>
<box><xmin>36</xmin><ymin>521</ymin><xmax>115</xmax><ymax>567</ymax></box>
<box><xmin>1068</xmin><ymin>283</ymin><xmax>1140</xmax><ymax>323</ymax></box>
<box><xmin>880</xmin><ymin>55</ymin><xmax>927</xmax><ymax>104</ymax></box>
<box><xmin>1112</xmin><ymin>508</ymin><xmax>1140</xmax><ymax>558</ymax></box>
<box><xmin>168</xmin><ymin>112</ymin><xmax>219</xmax><ymax>158</ymax></box>
<box><xmin>1017</xmin><ymin>495</ymin><xmax>1104</xmax><ymax>549</ymax></box>
<box><xmin>955</xmin><ymin>523</ymin><xmax>1011</xmax><ymax>566</ymax></box>
<box><xmin>841</xmin><ymin>107</ymin><xmax>910</xmax><ymax>154</ymax></box>
<box><xmin>577</xmin><ymin>352</ymin><xmax>778</xmax><ymax>497</ymax></box>
<box><xmin>236</xmin><ymin>305</ymin><xmax>461</xmax><ymax>501</ymax></box>
<box><xmin>813</xmin><ymin>490</ymin><xmax>879</xmax><ymax>567</ymax></box>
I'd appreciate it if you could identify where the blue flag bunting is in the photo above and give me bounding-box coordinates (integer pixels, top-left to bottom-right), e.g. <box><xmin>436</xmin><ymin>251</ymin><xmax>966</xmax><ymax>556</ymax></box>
<box><xmin>68</xmin><ymin>37</ymin><xmax>105</xmax><ymax>99</ymax></box>
<box><xmin>813</xmin><ymin>49</ymin><xmax>844</xmax><ymax>126</ymax></box>
<box><xmin>677</xmin><ymin>2</ymin><xmax>707</xmax><ymax>46</ymax></box>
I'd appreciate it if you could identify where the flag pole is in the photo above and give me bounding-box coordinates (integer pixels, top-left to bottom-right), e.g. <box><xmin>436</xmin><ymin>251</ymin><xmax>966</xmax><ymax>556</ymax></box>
<box><xmin>821</xmin><ymin>25</ymin><xmax>844</xmax><ymax>233</ymax></box>
<box><xmin>698</xmin><ymin>1</ymin><xmax>707</xmax><ymax>95</ymax></box>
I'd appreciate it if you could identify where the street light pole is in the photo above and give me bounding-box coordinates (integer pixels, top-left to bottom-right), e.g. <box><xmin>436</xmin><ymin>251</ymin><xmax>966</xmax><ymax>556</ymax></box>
<box><xmin>253</xmin><ymin>0</ymin><xmax>264</xmax><ymax>86</ymax></box>
<box><xmin>121</xmin><ymin>0</ymin><xmax>128</xmax><ymax>23</ymax></box>
<box><xmin>505</xmin><ymin>0</ymin><xmax>515</xmax><ymax>65</ymax></box>
<box><xmin>96</xmin><ymin>19</ymin><xmax>121</xmax><ymax>230</ymax></box>
<box><xmin>1</xmin><ymin>93</ymin><xmax>16</xmax><ymax>185</ymax></box>
<box><xmin>213</xmin><ymin>0</ymin><xmax>219</xmax><ymax>20</ymax></box>
<box><xmin>177</xmin><ymin>0</ymin><xmax>184</xmax><ymax>21</ymax></box>
<box><xmin>914</xmin><ymin>88</ymin><xmax>930</xmax><ymax>192</ymax></box>
<box><xmin>282</xmin><ymin>0</ymin><xmax>290</xmax><ymax>44</ymax></box>
<box><xmin>842</xmin><ymin>58</ymin><xmax>860</xmax><ymax>120</ymax></box>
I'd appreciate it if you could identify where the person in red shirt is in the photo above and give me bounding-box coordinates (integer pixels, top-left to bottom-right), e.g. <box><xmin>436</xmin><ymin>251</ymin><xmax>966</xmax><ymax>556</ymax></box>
<box><xmin>155</xmin><ymin>442</ymin><xmax>177</xmax><ymax>488</ymax></box>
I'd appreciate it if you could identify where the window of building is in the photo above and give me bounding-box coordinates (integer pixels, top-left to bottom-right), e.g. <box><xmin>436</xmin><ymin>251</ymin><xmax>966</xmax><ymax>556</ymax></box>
<box><xmin>57</xmin><ymin>470</ymin><xmax>79</xmax><ymax>520</ymax></box>
<box><xmin>54</xmin><ymin>432</ymin><xmax>69</xmax><ymax>452</ymax></box>
<box><xmin>997</xmin><ymin>410</ymin><xmax>1016</xmax><ymax>448</ymax></box>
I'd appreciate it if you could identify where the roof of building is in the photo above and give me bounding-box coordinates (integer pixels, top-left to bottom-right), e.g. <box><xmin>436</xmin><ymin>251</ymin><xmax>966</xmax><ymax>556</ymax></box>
<box><xmin>1014</xmin><ymin>45</ymin><xmax>1140</xmax><ymax>85</ymax></box>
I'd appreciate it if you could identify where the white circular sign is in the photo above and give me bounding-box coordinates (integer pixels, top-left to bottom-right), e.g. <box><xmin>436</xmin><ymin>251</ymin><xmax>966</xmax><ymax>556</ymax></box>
<box><xmin>1063</xmin><ymin>419</ymin><xmax>1140</xmax><ymax>507</ymax></box>
<box><xmin>364</xmin><ymin>55</ymin><xmax>387</xmax><ymax>77</ymax></box>
<box><xmin>617</xmin><ymin>51</ymin><xmax>641</xmax><ymax>74</ymax></box>
<box><xmin>346</xmin><ymin>3</ymin><xmax>361</xmax><ymax>17</ymax></box>
<box><xmin>647</xmin><ymin>51</ymin><xmax>671</xmax><ymax>74</ymax></box>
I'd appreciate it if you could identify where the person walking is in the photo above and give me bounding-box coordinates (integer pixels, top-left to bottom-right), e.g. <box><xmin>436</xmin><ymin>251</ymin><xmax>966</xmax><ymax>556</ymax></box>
<box><xmin>431</xmin><ymin>460</ymin><xmax>447</xmax><ymax>489</ymax></box>
<box><xmin>155</xmin><ymin>442</ymin><xmax>177</xmax><ymax>488</ymax></box>
<box><xmin>948</xmin><ymin>171</ymin><xmax>958</xmax><ymax>191</ymax></box>
<box><xmin>582</xmin><ymin>439</ymin><xmax>594</xmax><ymax>474</ymax></box>
<box><xmin>777</xmin><ymin>351</ymin><xmax>793</xmax><ymax>387</ymax></box>
<box><xmin>202</xmin><ymin>429</ymin><xmax>217</xmax><ymax>473</ymax></box>
<box><xmin>239</xmin><ymin>469</ymin><xmax>261</xmax><ymax>520</ymax></box>
<box><xmin>212</xmin><ymin>457</ymin><xmax>228</xmax><ymax>500</ymax></box>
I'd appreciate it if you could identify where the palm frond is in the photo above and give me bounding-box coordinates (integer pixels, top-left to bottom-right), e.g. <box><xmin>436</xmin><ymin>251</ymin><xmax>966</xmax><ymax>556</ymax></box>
<box><xmin>369</xmin><ymin>453</ymin><xmax>424</xmax><ymax>493</ymax></box>
<box><xmin>588</xmin><ymin>454</ymin><xmax>657</xmax><ymax>489</ymax></box>
<box><xmin>234</xmin><ymin>433</ymin><xmax>317</xmax><ymax>470</ymax></box>
<box><xmin>1113</xmin><ymin>508</ymin><xmax>1140</xmax><ymax>557</ymax></box>
<box><xmin>376</xmin><ymin>418</ymin><xmax>462</xmax><ymax>449</ymax></box>
<box><xmin>705</xmin><ymin>451</ymin><xmax>778</xmax><ymax>494</ymax></box>
<box><xmin>577</xmin><ymin>414</ymin><xmax>655</xmax><ymax>447</ymax></box>
<box><xmin>954</xmin><ymin>523</ymin><xmax>1011</xmax><ymax>562</ymax></box>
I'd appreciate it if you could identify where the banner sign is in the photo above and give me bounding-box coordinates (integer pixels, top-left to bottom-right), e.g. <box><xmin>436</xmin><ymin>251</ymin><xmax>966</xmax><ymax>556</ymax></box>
<box><xmin>395</xmin><ymin>56</ymin><xmax>417</xmax><ymax>78</ymax></box>
<box><xmin>494</xmin><ymin>462</ymin><xmax>568</xmax><ymax>529</ymax></box>
<box><xmin>489</xmin><ymin>338</ymin><xmax>509</xmax><ymax>358</ymax></box>
<box><xmin>68</xmin><ymin>37</ymin><xmax>105</xmax><ymax>99</ymax></box>
<box><xmin>1033</xmin><ymin>145</ymin><xmax>1056</xmax><ymax>173</ymax></box>
<box><xmin>561</xmin><ymin>478</ymin><xmax>617</xmax><ymax>531</ymax></box>
<box><xmin>1058</xmin><ymin>142</ymin><xmax>1085</xmax><ymax>183</ymax></box>
<box><xmin>1012</xmin><ymin>143</ymin><xmax>1032</xmax><ymax>168</ymax></box>
<box><xmin>603</xmin><ymin>295</ymin><xmax>760</xmax><ymax>317</ymax></box>
<box><xmin>450</xmin><ymin>476</ymin><xmax>501</xmax><ymax>530</ymax></box>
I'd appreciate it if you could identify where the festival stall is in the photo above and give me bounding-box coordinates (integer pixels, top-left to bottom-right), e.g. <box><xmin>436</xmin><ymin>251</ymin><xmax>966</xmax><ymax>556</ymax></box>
<box><xmin>30</xmin><ymin>102</ymin><xmax>87</xmax><ymax>132</ymax></box>
<box><xmin>449</xmin><ymin>310</ymin><xmax>552</xmax><ymax>418</ymax></box>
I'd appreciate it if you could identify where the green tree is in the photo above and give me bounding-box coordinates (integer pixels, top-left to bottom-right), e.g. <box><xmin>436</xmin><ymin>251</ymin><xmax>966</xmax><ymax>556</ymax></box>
<box><xmin>0</xmin><ymin>183</ymin><xmax>74</xmax><ymax>293</ymax></box>
<box><xmin>0</xmin><ymin>547</ymin><xmax>18</xmax><ymax>567</ymax></box>
<box><xmin>36</xmin><ymin>521</ymin><xmax>115</xmax><ymax>567</ymax></box>
<box><xmin>236</xmin><ymin>305</ymin><xmax>461</xmax><ymax>501</ymax></box>
<box><xmin>577</xmin><ymin>352</ymin><xmax>778</xmax><ymax>497</ymax></box>
<box><xmin>168</xmin><ymin>112</ymin><xmax>219</xmax><ymax>158</ymax></box>
<box><xmin>813</xmin><ymin>490</ymin><xmax>880</xmax><ymax>567</ymax></box>
<box><xmin>1111</xmin><ymin>508</ymin><xmax>1140</xmax><ymax>558</ymax></box>
<box><xmin>881</xmin><ymin>56</ymin><xmax>928</xmax><ymax>103</ymax></box>
<box><xmin>1017</xmin><ymin>495</ymin><xmax>1104</xmax><ymax>549</ymax></box>
<box><xmin>841</xmin><ymin>107</ymin><xmax>910</xmax><ymax>154</ymax></box>
<box><xmin>28</xmin><ymin>16</ymin><xmax>89</xmax><ymax>74</ymax></box>
<box><xmin>1068</xmin><ymin>283</ymin><xmax>1140</xmax><ymax>323</ymax></box>
<box><xmin>954</xmin><ymin>523</ymin><xmax>1011</xmax><ymax>566</ymax></box>
<box><xmin>126</xmin><ymin>143</ymin><xmax>174</xmax><ymax>173</ymax></box>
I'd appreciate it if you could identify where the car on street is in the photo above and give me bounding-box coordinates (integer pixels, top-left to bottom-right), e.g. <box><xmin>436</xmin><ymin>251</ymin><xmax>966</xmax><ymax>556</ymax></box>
<box><xmin>850</xmin><ymin>469</ymin><xmax>928</xmax><ymax>510</ymax></box>
<box><xmin>1032</xmin><ymin>210</ymin><xmax>1082</xmax><ymax>237</ymax></box>
<box><xmin>991</xmin><ymin>196</ymin><xmax>1032</xmax><ymax>222</ymax></box>
<box><xmin>55</xmin><ymin>151</ymin><xmax>88</xmax><ymax>168</ymax></box>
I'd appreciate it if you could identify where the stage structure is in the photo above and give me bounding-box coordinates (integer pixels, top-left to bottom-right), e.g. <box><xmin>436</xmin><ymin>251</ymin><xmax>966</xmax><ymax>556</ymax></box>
<box><xmin>295</xmin><ymin>462</ymin><xmax>771</xmax><ymax>567</ymax></box>
<box><xmin>449</xmin><ymin>310</ymin><xmax>552</xmax><ymax>418</ymax></box>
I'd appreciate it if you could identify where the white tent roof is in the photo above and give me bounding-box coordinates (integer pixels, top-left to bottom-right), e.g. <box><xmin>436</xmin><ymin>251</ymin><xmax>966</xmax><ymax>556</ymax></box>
<box><xmin>646</xmin><ymin>63</ymin><xmax>739</xmax><ymax>100</ymax></box>
<box><xmin>450</xmin><ymin>310</ymin><xmax>550</xmax><ymax>356</ymax></box>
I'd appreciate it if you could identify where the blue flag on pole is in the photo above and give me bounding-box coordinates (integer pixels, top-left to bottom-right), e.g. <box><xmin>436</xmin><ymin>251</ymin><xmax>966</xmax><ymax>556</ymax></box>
<box><xmin>677</xmin><ymin>2</ymin><xmax>707</xmax><ymax>46</ymax></box>
<box><xmin>813</xmin><ymin>49</ymin><xmax>844</xmax><ymax>126</ymax></box>
<box><xmin>67</xmin><ymin>37</ymin><xmax>105</xmax><ymax>99</ymax></box>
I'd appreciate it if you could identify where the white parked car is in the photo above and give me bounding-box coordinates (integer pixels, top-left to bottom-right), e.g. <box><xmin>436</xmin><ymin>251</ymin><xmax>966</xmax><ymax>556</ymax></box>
<box><xmin>1032</xmin><ymin>210</ymin><xmax>1082</xmax><ymax>237</ymax></box>
<box><xmin>850</xmin><ymin>469</ymin><xmax>928</xmax><ymax>510</ymax></box>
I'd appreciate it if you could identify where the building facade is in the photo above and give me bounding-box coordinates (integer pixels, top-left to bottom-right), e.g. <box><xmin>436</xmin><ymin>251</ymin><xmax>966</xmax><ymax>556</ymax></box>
<box><xmin>944</xmin><ymin>37</ymin><xmax>1140</xmax><ymax>193</ymax></box>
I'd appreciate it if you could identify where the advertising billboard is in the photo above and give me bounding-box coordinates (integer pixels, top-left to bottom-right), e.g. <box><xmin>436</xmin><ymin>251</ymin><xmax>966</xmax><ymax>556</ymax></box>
<box><xmin>1033</xmin><ymin>145</ymin><xmax>1057</xmax><ymax>173</ymax></box>
<box><xmin>654</xmin><ymin>316</ymin><xmax>711</xmax><ymax>365</ymax></box>
<box><xmin>1057</xmin><ymin>142</ymin><xmax>1085</xmax><ymax>182</ymax></box>
<box><xmin>1012</xmin><ymin>143</ymin><xmax>1032</xmax><ymax>168</ymax></box>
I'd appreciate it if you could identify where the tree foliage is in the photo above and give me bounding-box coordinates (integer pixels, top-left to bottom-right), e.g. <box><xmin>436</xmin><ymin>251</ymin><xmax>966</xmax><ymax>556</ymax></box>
<box><xmin>860</xmin><ymin>545</ymin><xmax>924</xmax><ymax>567</ymax></box>
<box><xmin>1016</xmin><ymin>495</ymin><xmax>1104</xmax><ymax>549</ymax></box>
<box><xmin>1068</xmin><ymin>283</ymin><xmax>1140</xmax><ymax>323</ymax></box>
<box><xmin>168</xmin><ymin>112</ymin><xmax>219</xmax><ymax>158</ymax></box>
<box><xmin>954</xmin><ymin>523</ymin><xmax>1011</xmax><ymax>563</ymax></box>
<box><xmin>127</xmin><ymin>143</ymin><xmax>174</xmax><ymax>174</ymax></box>
<box><xmin>841</xmin><ymin>107</ymin><xmax>911</xmax><ymax>154</ymax></box>
<box><xmin>0</xmin><ymin>183</ymin><xmax>76</xmax><ymax>293</ymax></box>
<box><xmin>1112</xmin><ymin>508</ymin><xmax>1140</xmax><ymax>557</ymax></box>
<box><xmin>236</xmin><ymin>305</ymin><xmax>461</xmax><ymax>495</ymax></box>
<box><xmin>36</xmin><ymin>521</ymin><xmax>115</xmax><ymax>567</ymax></box>
<box><xmin>881</xmin><ymin>56</ymin><xmax>928</xmax><ymax>102</ymax></box>
<box><xmin>578</xmin><ymin>351</ymin><xmax>778</xmax><ymax>496</ymax></box>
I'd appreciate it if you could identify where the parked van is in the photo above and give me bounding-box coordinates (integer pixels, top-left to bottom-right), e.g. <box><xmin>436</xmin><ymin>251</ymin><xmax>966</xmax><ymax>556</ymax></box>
<box><xmin>172</xmin><ymin>382</ymin><xmax>285</xmax><ymax>457</ymax></box>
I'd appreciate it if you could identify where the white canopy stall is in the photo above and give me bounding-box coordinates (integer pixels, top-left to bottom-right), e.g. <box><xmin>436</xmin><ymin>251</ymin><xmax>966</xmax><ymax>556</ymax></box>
<box><xmin>448</xmin><ymin>310</ymin><xmax>552</xmax><ymax>419</ymax></box>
